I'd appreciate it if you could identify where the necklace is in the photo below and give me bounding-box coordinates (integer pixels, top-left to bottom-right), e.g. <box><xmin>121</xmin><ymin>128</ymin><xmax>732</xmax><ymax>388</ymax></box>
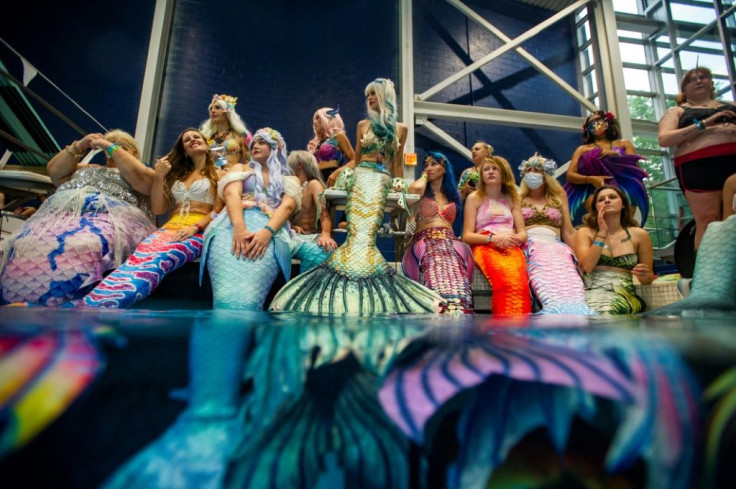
<box><xmin>213</xmin><ymin>131</ymin><xmax>230</xmax><ymax>144</ymax></box>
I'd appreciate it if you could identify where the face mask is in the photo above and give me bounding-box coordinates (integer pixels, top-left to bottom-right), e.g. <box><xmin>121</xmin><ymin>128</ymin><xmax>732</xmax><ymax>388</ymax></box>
<box><xmin>524</xmin><ymin>172</ymin><xmax>544</xmax><ymax>189</ymax></box>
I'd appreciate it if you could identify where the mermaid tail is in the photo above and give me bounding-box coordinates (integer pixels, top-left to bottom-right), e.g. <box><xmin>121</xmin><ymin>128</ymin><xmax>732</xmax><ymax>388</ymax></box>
<box><xmin>647</xmin><ymin>215</ymin><xmax>736</xmax><ymax>316</ymax></box>
<box><xmin>291</xmin><ymin>233</ymin><xmax>332</xmax><ymax>274</ymax></box>
<box><xmin>202</xmin><ymin>209</ymin><xmax>292</xmax><ymax>310</ymax></box>
<box><xmin>524</xmin><ymin>228</ymin><xmax>595</xmax><ymax>315</ymax></box>
<box><xmin>0</xmin><ymin>190</ymin><xmax>155</xmax><ymax>306</ymax></box>
<box><xmin>101</xmin><ymin>318</ymin><xmax>250</xmax><ymax>489</ymax></box>
<box><xmin>78</xmin><ymin>214</ymin><xmax>205</xmax><ymax>308</ymax></box>
<box><xmin>472</xmin><ymin>243</ymin><xmax>531</xmax><ymax>316</ymax></box>
<box><xmin>564</xmin><ymin>147</ymin><xmax>648</xmax><ymax>225</ymax></box>
<box><xmin>378</xmin><ymin>326</ymin><xmax>700</xmax><ymax>489</ymax></box>
<box><xmin>703</xmin><ymin>366</ymin><xmax>736</xmax><ymax>488</ymax></box>
<box><xmin>402</xmin><ymin>227</ymin><xmax>474</xmax><ymax>314</ymax></box>
<box><xmin>269</xmin><ymin>164</ymin><xmax>442</xmax><ymax>314</ymax></box>
<box><xmin>584</xmin><ymin>268</ymin><xmax>645</xmax><ymax>315</ymax></box>
<box><xmin>0</xmin><ymin>325</ymin><xmax>102</xmax><ymax>456</ymax></box>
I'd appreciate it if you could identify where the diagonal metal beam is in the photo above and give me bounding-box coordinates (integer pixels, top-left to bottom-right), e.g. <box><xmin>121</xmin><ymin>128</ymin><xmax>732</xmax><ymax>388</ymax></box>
<box><xmin>415</xmin><ymin>118</ymin><xmax>472</xmax><ymax>161</ymax></box>
<box><xmin>419</xmin><ymin>0</ymin><xmax>593</xmax><ymax>111</ymax></box>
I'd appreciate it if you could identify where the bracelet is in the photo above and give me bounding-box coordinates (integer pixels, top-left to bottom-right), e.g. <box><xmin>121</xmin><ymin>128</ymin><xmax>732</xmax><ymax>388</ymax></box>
<box><xmin>593</xmin><ymin>240</ymin><xmax>605</xmax><ymax>247</ymax></box>
<box><xmin>106</xmin><ymin>144</ymin><xmax>121</xmax><ymax>158</ymax></box>
<box><xmin>194</xmin><ymin>223</ymin><xmax>204</xmax><ymax>233</ymax></box>
<box><xmin>486</xmin><ymin>233</ymin><xmax>494</xmax><ymax>243</ymax></box>
<box><xmin>694</xmin><ymin>119</ymin><xmax>705</xmax><ymax>131</ymax></box>
<box><xmin>264</xmin><ymin>225</ymin><xmax>276</xmax><ymax>237</ymax></box>
<box><xmin>65</xmin><ymin>142</ymin><xmax>84</xmax><ymax>158</ymax></box>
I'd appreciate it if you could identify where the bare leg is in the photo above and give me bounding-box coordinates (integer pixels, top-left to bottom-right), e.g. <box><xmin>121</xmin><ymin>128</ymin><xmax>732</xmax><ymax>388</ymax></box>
<box><xmin>722</xmin><ymin>173</ymin><xmax>736</xmax><ymax>218</ymax></box>
<box><xmin>684</xmin><ymin>189</ymin><xmax>721</xmax><ymax>249</ymax></box>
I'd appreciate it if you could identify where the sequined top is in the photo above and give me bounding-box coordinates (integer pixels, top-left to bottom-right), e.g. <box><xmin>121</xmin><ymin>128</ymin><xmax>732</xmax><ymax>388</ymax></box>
<box><xmin>475</xmin><ymin>197</ymin><xmax>514</xmax><ymax>234</ymax></box>
<box><xmin>313</xmin><ymin>136</ymin><xmax>346</xmax><ymax>165</ymax></box>
<box><xmin>360</xmin><ymin>127</ymin><xmax>400</xmax><ymax>163</ymax></box>
<box><xmin>417</xmin><ymin>198</ymin><xmax>457</xmax><ymax>224</ymax></box>
<box><xmin>521</xmin><ymin>200</ymin><xmax>562</xmax><ymax>229</ymax></box>
<box><xmin>57</xmin><ymin>166</ymin><xmax>152</xmax><ymax>219</ymax></box>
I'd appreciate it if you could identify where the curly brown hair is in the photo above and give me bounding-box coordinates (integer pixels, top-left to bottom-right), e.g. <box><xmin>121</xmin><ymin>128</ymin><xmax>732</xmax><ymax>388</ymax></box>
<box><xmin>162</xmin><ymin>128</ymin><xmax>218</xmax><ymax>209</ymax></box>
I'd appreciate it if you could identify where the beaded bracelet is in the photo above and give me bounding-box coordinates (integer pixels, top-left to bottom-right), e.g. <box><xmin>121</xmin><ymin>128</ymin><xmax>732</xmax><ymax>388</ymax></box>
<box><xmin>66</xmin><ymin>142</ymin><xmax>84</xmax><ymax>158</ymax></box>
<box><xmin>106</xmin><ymin>144</ymin><xmax>121</xmax><ymax>158</ymax></box>
<box><xmin>593</xmin><ymin>240</ymin><xmax>605</xmax><ymax>247</ymax></box>
<box><xmin>694</xmin><ymin>119</ymin><xmax>705</xmax><ymax>131</ymax></box>
<box><xmin>264</xmin><ymin>225</ymin><xmax>276</xmax><ymax>237</ymax></box>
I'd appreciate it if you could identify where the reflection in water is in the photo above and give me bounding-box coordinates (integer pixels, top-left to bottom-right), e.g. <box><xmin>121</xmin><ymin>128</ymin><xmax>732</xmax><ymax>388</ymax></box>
<box><xmin>0</xmin><ymin>309</ymin><xmax>734</xmax><ymax>488</ymax></box>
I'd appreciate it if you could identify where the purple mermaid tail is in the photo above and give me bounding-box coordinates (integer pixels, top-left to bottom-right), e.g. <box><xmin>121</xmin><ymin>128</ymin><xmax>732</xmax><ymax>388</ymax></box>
<box><xmin>564</xmin><ymin>147</ymin><xmax>648</xmax><ymax>225</ymax></box>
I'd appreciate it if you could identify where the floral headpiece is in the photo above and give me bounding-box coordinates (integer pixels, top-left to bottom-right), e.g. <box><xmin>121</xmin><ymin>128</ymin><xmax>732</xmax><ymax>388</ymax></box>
<box><xmin>519</xmin><ymin>153</ymin><xmax>557</xmax><ymax>175</ymax></box>
<box><xmin>249</xmin><ymin>127</ymin><xmax>284</xmax><ymax>151</ymax></box>
<box><xmin>211</xmin><ymin>94</ymin><xmax>238</xmax><ymax>112</ymax></box>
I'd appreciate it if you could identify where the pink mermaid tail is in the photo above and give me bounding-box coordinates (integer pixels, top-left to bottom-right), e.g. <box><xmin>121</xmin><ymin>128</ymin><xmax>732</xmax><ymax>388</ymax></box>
<box><xmin>524</xmin><ymin>227</ymin><xmax>595</xmax><ymax>315</ymax></box>
<box><xmin>472</xmin><ymin>242</ymin><xmax>531</xmax><ymax>316</ymax></box>
<box><xmin>402</xmin><ymin>227</ymin><xmax>474</xmax><ymax>314</ymax></box>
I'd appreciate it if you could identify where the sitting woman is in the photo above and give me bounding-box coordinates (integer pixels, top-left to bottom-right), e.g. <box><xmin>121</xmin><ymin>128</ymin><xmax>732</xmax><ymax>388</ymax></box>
<box><xmin>403</xmin><ymin>151</ymin><xmax>474</xmax><ymax>314</ymax></box>
<box><xmin>0</xmin><ymin>131</ymin><xmax>155</xmax><ymax>306</ymax></box>
<box><xmin>519</xmin><ymin>154</ymin><xmax>593</xmax><ymax>315</ymax></box>
<box><xmin>202</xmin><ymin>127</ymin><xmax>301</xmax><ymax>310</ymax></box>
<box><xmin>75</xmin><ymin>128</ymin><xmax>223</xmax><ymax>308</ymax></box>
<box><xmin>287</xmin><ymin>150</ymin><xmax>337</xmax><ymax>273</ymax></box>
<box><xmin>565</xmin><ymin>110</ymin><xmax>648</xmax><ymax>225</ymax></box>
<box><xmin>308</xmin><ymin>107</ymin><xmax>355</xmax><ymax>185</ymax></box>
<box><xmin>200</xmin><ymin>94</ymin><xmax>252</xmax><ymax>171</ymax></box>
<box><xmin>463</xmin><ymin>155</ymin><xmax>531</xmax><ymax>316</ymax></box>
<box><xmin>575</xmin><ymin>185</ymin><xmax>655</xmax><ymax>315</ymax></box>
<box><xmin>269</xmin><ymin>78</ymin><xmax>442</xmax><ymax>314</ymax></box>
<box><xmin>457</xmin><ymin>140</ymin><xmax>493</xmax><ymax>201</ymax></box>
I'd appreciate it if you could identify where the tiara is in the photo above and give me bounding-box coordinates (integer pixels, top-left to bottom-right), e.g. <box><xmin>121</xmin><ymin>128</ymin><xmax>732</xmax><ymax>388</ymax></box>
<box><xmin>212</xmin><ymin>94</ymin><xmax>238</xmax><ymax>111</ymax></box>
<box><xmin>326</xmin><ymin>105</ymin><xmax>340</xmax><ymax>118</ymax></box>
<box><xmin>519</xmin><ymin>153</ymin><xmax>557</xmax><ymax>175</ymax></box>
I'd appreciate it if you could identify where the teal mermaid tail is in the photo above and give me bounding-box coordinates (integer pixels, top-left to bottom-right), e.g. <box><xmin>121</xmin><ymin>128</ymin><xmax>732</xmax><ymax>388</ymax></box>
<box><xmin>291</xmin><ymin>234</ymin><xmax>331</xmax><ymax>273</ymax></box>
<box><xmin>647</xmin><ymin>215</ymin><xmax>736</xmax><ymax>316</ymax></box>
<box><xmin>101</xmin><ymin>319</ymin><xmax>250</xmax><ymax>489</ymax></box>
<box><xmin>202</xmin><ymin>209</ymin><xmax>292</xmax><ymax>310</ymax></box>
<box><xmin>269</xmin><ymin>164</ymin><xmax>442</xmax><ymax>314</ymax></box>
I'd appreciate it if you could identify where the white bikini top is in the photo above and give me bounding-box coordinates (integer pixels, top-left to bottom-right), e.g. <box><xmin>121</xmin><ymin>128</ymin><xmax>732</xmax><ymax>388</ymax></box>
<box><xmin>171</xmin><ymin>178</ymin><xmax>214</xmax><ymax>217</ymax></box>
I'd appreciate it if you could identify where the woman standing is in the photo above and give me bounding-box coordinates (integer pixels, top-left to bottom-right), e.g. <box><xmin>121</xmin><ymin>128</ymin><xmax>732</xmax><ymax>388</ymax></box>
<box><xmin>575</xmin><ymin>186</ymin><xmax>655</xmax><ymax>315</ymax></box>
<box><xmin>202</xmin><ymin>128</ymin><xmax>301</xmax><ymax>310</ymax></box>
<box><xmin>308</xmin><ymin>107</ymin><xmax>355</xmax><ymax>185</ymax></box>
<box><xmin>457</xmin><ymin>140</ymin><xmax>493</xmax><ymax>201</ymax></box>
<box><xmin>565</xmin><ymin>110</ymin><xmax>648</xmax><ymax>225</ymax></box>
<box><xmin>200</xmin><ymin>94</ymin><xmax>252</xmax><ymax>171</ymax></box>
<box><xmin>519</xmin><ymin>153</ymin><xmax>593</xmax><ymax>315</ymax></box>
<box><xmin>463</xmin><ymin>156</ymin><xmax>531</xmax><ymax>316</ymax></box>
<box><xmin>75</xmin><ymin>128</ymin><xmax>223</xmax><ymax>307</ymax></box>
<box><xmin>658</xmin><ymin>66</ymin><xmax>736</xmax><ymax>249</ymax></box>
<box><xmin>0</xmin><ymin>131</ymin><xmax>155</xmax><ymax>306</ymax></box>
<box><xmin>403</xmin><ymin>151</ymin><xmax>474</xmax><ymax>314</ymax></box>
<box><xmin>270</xmin><ymin>78</ymin><xmax>442</xmax><ymax>314</ymax></box>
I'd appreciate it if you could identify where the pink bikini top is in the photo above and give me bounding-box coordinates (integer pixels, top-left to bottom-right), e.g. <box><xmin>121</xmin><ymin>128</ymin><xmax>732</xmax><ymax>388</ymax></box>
<box><xmin>417</xmin><ymin>198</ymin><xmax>456</xmax><ymax>223</ymax></box>
<box><xmin>521</xmin><ymin>200</ymin><xmax>562</xmax><ymax>228</ymax></box>
<box><xmin>476</xmin><ymin>197</ymin><xmax>514</xmax><ymax>234</ymax></box>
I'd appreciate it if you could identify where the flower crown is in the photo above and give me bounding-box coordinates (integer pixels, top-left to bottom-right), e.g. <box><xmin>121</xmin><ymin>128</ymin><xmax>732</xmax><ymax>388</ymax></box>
<box><xmin>519</xmin><ymin>153</ymin><xmax>557</xmax><ymax>175</ymax></box>
<box><xmin>250</xmin><ymin>127</ymin><xmax>284</xmax><ymax>151</ymax></box>
<box><xmin>212</xmin><ymin>94</ymin><xmax>238</xmax><ymax>112</ymax></box>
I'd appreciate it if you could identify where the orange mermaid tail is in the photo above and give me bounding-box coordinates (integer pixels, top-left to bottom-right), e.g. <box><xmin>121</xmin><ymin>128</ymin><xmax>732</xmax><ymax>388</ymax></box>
<box><xmin>472</xmin><ymin>243</ymin><xmax>531</xmax><ymax>316</ymax></box>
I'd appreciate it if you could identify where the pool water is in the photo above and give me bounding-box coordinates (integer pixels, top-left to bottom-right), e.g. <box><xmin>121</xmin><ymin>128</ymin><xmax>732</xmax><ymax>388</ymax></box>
<box><xmin>0</xmin><ymin>307</ymin><xmax>734</xmax><ymax>489</ymax></box>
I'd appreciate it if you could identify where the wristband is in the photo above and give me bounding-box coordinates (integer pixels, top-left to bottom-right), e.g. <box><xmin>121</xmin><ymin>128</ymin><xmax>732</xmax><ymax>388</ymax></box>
<box><xmin>486</xmin><ymin>233</ymin><xmax>494</xmax><ymax>244</ymax></box>
<box><xmin>694</xmin><ymin>119</ymin><xmax>705</xmax><ymax>131</ymax></box>
<box><xmin>264</xmin><ymin>225</ymin><xmax>276</xmax><ymax>237</ymax></box>
<box><xmin>593</xmin><ymin>240</ymin><xmax>605</xmax><ymax>247</ymax></box>
<box><xmin>195</xmin><ymin>223</ymin><xmax>204</xmax><ymax>233</ymax></box>
<box><xmin>106</xmin><ymin>144</ymin><xmax>121</xmax><ymax>158</ymax></box>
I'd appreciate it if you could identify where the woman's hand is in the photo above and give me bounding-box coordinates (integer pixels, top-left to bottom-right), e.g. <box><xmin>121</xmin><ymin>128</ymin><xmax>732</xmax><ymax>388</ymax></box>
<box><xmin>327</xmin><ymin>167</ymin><xmax>343</xmax><ymax>188</ymax></box>
<box><xmin>599</xmin><ymin>148</ymin><xmax>620</xmax><ymax>158</ymax></box>
<box><xmin>231</xmin><ymin>225</ymin><xmax>251</xmax><ymax>258</ymax></box>
<box><xmin>317</xmin><ymin>233</ymin><xmax>337</xmax><ymax>253</ymax></box>
<box><xmin>490</xmin><ymin>233</ymin><xmax>520</xmax><ymax>249</ymax></box>
<box><xmin>172</xmin><ymin>225</ymin><xmax>198</xmax><ymax>242</ymax></box>
<box><xmin>292</xmin><ymin>225</ymin><xmax>305</xmax><ymax>234</ymax></box>
<box><xmin>78</xmin><ymin>133</ymin><xmax>105</xmax><ymax>152</ymax></box>
<box><xmin>245</xmin><ymin>228</ymin><xmax>272</xmax><ymax>259</ymax></box>
<box><xmin>596</xmin><ymin>209</ymin><xmax>609</xmax><ymax>236</ymax></box>
<box><xmin>155</xmin><ymin>156</ymin><xmax>172</xmax><ymax>178</ymax></box>
<box><xmin>631</xmin><ymin>263</ymin><xmax>653</xmax><ymax>283</ymax></box>
<box><xmin>704</xmin><ymin>109</ymin><xmax>736</xmax><ymax>127</ymax></box>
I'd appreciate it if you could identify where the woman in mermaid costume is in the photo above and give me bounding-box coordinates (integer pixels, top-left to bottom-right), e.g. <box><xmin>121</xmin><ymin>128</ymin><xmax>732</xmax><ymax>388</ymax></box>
<box><xmin>74</xmin><ymin>128</ymin><xmax>223</xmax><ymax>308</ymax></box>
<box><xmin>308</xmin><ymin>106</ymin><xmax>355</xmax><ymax>185</ymax></box>
<box><xmin>200</xmin><ymin>94</ymin><xmax>252</xmax><ymax>171</ymax></box>
<box><xmin>575</xmin><ymin>186</ymin><xmax>655</xmax><ymax>314</ymax></box>
<box><xmin>0</xmin><ymin>130</ymin><xmax>155</xmax><ymax>306</ymax></box>
<box><xmin>463</xmin><ymin>155</ymin><xmax>531</xmax><ymax>316</ymax></box>
<box><xmin>565</xmin><ymin>110</ymin><xmax>648</xmax><ymax>225</ymax></box>
<box><xmin>270</xmin><ymin>78</ymin><xmax>442</xmax><ymax>314</ymax></box>
<box><xmin>519</xmin><ymin>153</ymin><xmax>594</xmax><ymax>315</ymax></box>
<box><xmin>402</xmin><ymin>151</ymin><xmax>474</xmax><ymax>314</ymax></box>
<box><xmin>457</xmin><ymin>140</ymin><xmax>493</xmax><ymax>201</ymax></box>
<box><xmin>287</xmin><ymin>150</ymin><xmax>337</xmax><ymax>273</ymax></box>
<box><xmin>202</xmin><ymin>127</ymin><xmax>301</xmax><ymax>310</ymax></box>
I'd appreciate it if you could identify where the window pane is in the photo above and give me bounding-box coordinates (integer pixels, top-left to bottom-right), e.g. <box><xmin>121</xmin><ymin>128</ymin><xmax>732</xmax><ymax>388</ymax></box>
<box><xmin>662</xmin><ymin>73</ymin><xmax>679</xmax><ymax>96</ymax></box>
<box><xmin>628</xmin><ymin>95</ymin><xmax>656</xmax><ymax>122</ymax></box>
<box><xmin>613</xmin><ymin>0</ymin><xmax>639</xmax><ymax>14</ymax></box>
<box><xmin>670</xmin><ymin>4</ymin><xmax>716</xmax><ymax>24</ymax></box>
<box><xmin>580</xmin><ymin>45</ymin><xmax>595</xmax><ymax>69</ymax></box>
<box><xmin>623</xmin><ymin>68</ymin><xmax>651</xmax><ymax>91</ymax></box>
<box><xmin>679</xmin><ymin>51</ymin><xmax>727</xmax><ymax>73</ymax></box>
<box><xmin>619</xmin><ymin>42</ymin><xmax>647</xmax><ymax>64</ymax></box>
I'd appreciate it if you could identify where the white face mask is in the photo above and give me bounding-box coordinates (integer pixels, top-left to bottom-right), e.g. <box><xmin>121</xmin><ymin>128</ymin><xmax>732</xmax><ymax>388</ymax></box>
<box><xmin>524</xmin><ymin>172</ymin><xmax>544</xmax><ymax>190</ymax></box>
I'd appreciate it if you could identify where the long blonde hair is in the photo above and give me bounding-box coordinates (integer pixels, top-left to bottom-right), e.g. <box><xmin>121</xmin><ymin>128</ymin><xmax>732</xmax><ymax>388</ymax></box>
<box><xmin>476</xmin><ymin>156</ymin><xmax>519</xmax><ymax>205</ymax></box>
